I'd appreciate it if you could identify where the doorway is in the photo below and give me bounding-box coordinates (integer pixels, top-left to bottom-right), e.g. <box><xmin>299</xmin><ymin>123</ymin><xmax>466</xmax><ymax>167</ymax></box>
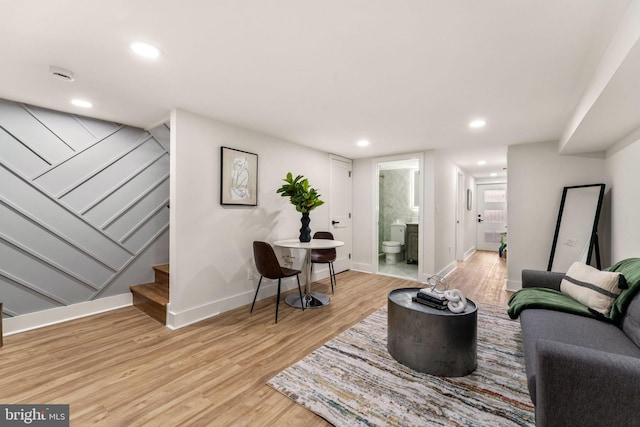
<box><xmin>376</xmin><ymin>157</ymin><xmax>421</xmax><ymax>280</ymax></box>
<box><xmin>476</xmin><ymin>183</ymin><xmax>508</xmax><ymax>252</ymax></box>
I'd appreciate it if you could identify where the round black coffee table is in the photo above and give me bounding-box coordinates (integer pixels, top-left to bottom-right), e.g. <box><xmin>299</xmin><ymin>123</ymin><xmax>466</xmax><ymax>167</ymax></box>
<box><xmin>387</xmin><ymin>287</ymin><xmax>477</xmax><ymax>377</ymax></box>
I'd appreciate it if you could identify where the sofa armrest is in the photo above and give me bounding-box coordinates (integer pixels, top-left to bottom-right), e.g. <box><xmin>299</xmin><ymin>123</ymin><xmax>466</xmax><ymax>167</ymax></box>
<box><xmin>535</xmin><ymin>339</ymin><xmax>640</xmax><ymax>427</ymax></box>
<box><xmin>521</xmin><ymin>269</ymin><xmax>565</xmax><ymax>291</ymax></box>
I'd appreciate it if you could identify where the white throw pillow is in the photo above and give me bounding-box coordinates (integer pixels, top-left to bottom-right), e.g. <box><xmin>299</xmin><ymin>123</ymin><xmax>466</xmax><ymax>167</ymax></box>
<box><xmin>560</xmin><ymin>262</ymin><xmax>624</xmax><ymax>316</ymax></box>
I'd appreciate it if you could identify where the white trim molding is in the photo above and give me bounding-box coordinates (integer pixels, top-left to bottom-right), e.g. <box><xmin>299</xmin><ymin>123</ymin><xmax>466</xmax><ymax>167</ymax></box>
<box><xmin>3</xmin><ymin>293</ymin><xmax>132</xmax><ymax>336</ymax></box>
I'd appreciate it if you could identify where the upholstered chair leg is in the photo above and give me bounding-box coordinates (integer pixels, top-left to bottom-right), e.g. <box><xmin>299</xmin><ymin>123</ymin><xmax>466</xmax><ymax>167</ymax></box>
<box><xmin>250</xmin><ymin>276</ymin><xmax>263</xmax><ymax>313</ymax></box>
<box><xmin>275</xmin><ymin>278</ymin><xmax>281</xmax><ymax>323</ymax></box>
<box><xmin>296</xmin><ymin>275</ymin><xmax>304</xmax><ymax>311</ymax></box>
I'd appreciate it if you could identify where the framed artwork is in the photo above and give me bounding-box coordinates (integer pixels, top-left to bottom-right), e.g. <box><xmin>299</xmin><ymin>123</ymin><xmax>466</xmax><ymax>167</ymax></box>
<box><xmin>220</xmin><ymin>146</ymin><xmax>258</xmax><ymax>206</ymax></box>
<box><xmin>466</xmin><ymin>189</ymin><xmax>472</xmax><ymax>211</ymax></box>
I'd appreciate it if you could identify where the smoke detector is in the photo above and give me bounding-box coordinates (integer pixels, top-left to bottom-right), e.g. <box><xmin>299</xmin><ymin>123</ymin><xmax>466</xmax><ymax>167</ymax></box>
<box><xmin>49</xmin><ymin>66</ymin><xmax>75</xmax><ymax>82</ymax></box>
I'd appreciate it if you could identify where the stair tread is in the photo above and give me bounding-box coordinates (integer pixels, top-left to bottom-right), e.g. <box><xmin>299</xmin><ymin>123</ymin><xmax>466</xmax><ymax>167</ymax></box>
<box><xmin>154</xmin><ymin>264</ymin><xmax>169</xmax><ymax>274</ymax></box>
<box><xmin>130</xmin><ymin>282</ymin><xmax>169</xmax><ymax>305</ymax></box>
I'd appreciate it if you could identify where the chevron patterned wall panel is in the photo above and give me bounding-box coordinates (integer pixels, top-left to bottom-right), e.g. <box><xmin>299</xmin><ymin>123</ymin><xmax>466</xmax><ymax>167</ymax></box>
<box><xmin>0</xmin><ymin>99</ymin><xmax>170</xmax><ymax>319</ymax></box>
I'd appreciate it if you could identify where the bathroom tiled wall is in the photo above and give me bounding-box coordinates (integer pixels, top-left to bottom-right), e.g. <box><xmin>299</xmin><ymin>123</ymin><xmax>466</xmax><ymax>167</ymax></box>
<box><xmin>379</xmin><ymin>168</ymin><xmax>418</xmax><ymax>251</ymax></box>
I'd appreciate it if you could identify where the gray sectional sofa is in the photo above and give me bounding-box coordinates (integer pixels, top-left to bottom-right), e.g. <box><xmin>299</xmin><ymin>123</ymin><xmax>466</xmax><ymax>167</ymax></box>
<box><xmin>509</xmin><ymin>259</ymin><xmax>640</xmax><ymax>427</ymax></box>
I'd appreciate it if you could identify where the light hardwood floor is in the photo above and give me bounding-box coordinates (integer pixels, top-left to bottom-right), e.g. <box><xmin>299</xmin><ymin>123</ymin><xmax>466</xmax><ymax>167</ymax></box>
<box><xmin>0</xmin><ymin>251</ymin><xmax>510</xmax><ymax>426</ymax></box>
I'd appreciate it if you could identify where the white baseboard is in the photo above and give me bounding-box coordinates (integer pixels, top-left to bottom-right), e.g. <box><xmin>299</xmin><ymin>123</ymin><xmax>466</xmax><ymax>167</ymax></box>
<box><xmin>311</xmin><ymin>265</ymin><xmax>331</xmax><ymax>282</ymax></box>
<box><xmin>3</xmin><ymin>293</ymin><xmax>132</xmax><ymax>336</ymax></box>
<box><xmin>464</xmin><ymin>248</ymin><xmax>476</xmax><ymax>260</ymax></box>
<box><xmin>351</xmin><ymin>262</ymin><xmax>375</xmax><ymax>274</ymax></box>
<box><xmin>439</xmin><ymin>260</ymin><xmax>457</xmax><ymax>278</ymax></box>
<box><xmin>166</xmin><ymin>301</ymin><xmax>220</xmax><ymax>330</ymax></box>
<box><xmin>165</xmin><ymin>279</ymin><xmax>299</xmax><ymax>329</ymax></box>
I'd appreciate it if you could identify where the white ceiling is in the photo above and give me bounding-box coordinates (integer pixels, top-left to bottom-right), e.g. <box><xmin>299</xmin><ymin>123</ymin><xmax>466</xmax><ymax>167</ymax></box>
<box><xmin>1</xmin><ymin>0</ymin><xmax>637</xmax><ymax>178</ymax></box>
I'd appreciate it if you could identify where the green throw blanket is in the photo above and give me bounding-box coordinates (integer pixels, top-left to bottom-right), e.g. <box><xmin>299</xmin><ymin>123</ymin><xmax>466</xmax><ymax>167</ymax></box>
<box><xmin>608</xmin><ymin>258</ymin><xmax>640</xmax><ymax>322</ymax></box>
<box><xmin>508</xmin><ymin>257</ymin><xmax>640</xmax><ymax>322</ymax></box>
<box><xmin>507</xmin><ymin>287</ymin><xmax>601</xmax><ymax>320</ymax></box>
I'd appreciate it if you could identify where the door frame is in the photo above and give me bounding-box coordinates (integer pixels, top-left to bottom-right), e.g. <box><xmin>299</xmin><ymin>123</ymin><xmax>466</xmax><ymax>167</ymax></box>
<box><xmin>372</xmin><ymin>152</ymin><xmax>424</xmax><ymax>280</ymax></box>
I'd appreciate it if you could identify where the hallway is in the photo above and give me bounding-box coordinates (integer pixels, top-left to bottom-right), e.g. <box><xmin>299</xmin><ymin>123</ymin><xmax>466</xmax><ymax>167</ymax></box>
<box><xmin>446</xmin><ymin>250</ymin><xmax>511</xmax><ymax>307</ymax></box>
<box><xmin>377</xmin><ymin>249</ymin><xmax>511</xmax><ymax>307</ymax></box>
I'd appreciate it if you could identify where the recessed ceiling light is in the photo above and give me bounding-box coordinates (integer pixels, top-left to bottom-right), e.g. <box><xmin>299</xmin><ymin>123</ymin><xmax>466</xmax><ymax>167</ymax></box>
<box><xmin>357</xmin><ymin>139</ymin><xmax>370</xmax><ymax>147</ymax></box>
<box><xmin>130</xmin><ymin>42</ymin><xmax>161</xmax><ymax>58</ymax></box>
<box><xmin>49</xmin><ymin>65</ymin><xmax>75</xmax><ymax>82</ymax></box>
<box><xmin>477</xmin><ymin>160</ymin><xmax>487</xmax><ymax>166</ymax></box>
<box><xmin>490</xmin><ymin>172</ymin><xmax>497</xmax><ymax>177</ymax></box>
<box><xmin>71</xmin><ymin>99</ymin><xmax>92</xmax><ymax>108</ymax></box>
<box><xmin>469</xmin><ymin>119</ymin><xmax>486</xmax><ymax>128</ymax></box>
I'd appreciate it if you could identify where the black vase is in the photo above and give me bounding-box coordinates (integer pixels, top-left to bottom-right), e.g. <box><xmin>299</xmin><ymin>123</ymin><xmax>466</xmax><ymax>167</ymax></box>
<box><xmin>299</xmin><ymin>212</ymin><xmax>312</xmax><ymax>242</ymax></box>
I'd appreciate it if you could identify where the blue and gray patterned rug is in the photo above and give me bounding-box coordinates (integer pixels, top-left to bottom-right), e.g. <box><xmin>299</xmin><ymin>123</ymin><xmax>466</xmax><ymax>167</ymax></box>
<box><xmin>268</xmin><ymin>303</ymin><xmax>535</xmax><ymax>426</ymax></box>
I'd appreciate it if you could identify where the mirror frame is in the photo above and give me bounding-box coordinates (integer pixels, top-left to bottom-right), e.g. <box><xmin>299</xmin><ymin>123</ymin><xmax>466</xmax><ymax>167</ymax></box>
<box><xmin>547</xmin><ymin>183</ymin><xmax>605</xmax><ymax>272</ymax></box>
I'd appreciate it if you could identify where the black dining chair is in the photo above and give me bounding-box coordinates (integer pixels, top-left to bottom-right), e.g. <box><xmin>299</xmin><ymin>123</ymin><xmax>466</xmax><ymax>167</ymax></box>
<box><xmin>310</xmin><ymin>231</ymin><xmax>337</xmax><ymax>294</ymax></box>
<box><xmin>251</xmin><ymin>241</ymin><xmax>304</xmax><ymax>323</ymax></box>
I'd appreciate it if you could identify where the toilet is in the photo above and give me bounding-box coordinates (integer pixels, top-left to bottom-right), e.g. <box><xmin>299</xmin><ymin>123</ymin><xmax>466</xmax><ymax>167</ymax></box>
<box><xmin>382</xmin><ymin>223</ymin><xmax>406</xmax><ymax>264</ymax></box>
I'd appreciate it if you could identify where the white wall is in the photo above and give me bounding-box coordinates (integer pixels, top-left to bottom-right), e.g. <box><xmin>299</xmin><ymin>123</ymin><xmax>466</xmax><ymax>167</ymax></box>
<box><xmin>169</xmin><ymin>109</ymin><xmax>331</xmax><ymax>328</ymax></box>
<box><xmin>433</xmin><ymin>152</ymin><xmax>458</xmax><ymax>276</ymax></box>
<box><xmin>352</xmin><ymin>157</ymin><xmax>375</xmax><ymax>273</ymax></box>
<box><xmin>606</xmin><ymin>129</ymin><xmax>640</xmax><ymax>261</ymax></box>
<box><xmin>506</xmin><ymin>141</ymin><xmax>607</xmax><ymax>290</ymax></box>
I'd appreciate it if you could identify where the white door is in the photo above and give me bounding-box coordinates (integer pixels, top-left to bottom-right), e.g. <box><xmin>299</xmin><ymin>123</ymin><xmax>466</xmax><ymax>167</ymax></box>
<box><xmin>476</xmin><ymin>183</ymin><xmax>507</xmax><ymax>251</ymax></box>
<box><xmin>329</xmin><ymin>155</ymin><xmax>352</xmax><ymax>273</ymax></box>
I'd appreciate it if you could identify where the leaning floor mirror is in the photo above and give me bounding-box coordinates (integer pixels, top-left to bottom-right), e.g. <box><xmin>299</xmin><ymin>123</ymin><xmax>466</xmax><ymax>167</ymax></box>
<box><xmin>547</xmin><ymin>183</ymin><xmax>605</xmax><ymax>272</ymax></box>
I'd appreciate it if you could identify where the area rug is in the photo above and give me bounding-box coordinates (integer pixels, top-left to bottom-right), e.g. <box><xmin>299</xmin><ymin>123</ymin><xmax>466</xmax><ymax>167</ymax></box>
<box><xmin>267</xmin><ymin>303</ymin><xmax>535</xmax><ymax>426</ymax></box>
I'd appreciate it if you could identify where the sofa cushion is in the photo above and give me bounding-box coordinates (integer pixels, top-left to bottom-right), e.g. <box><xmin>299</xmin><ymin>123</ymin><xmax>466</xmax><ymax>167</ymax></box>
<box><xmin>560</xmin><ymin>262</ymin><xmax>624</xmax><ymax>316</ymax></box>
<box><xmin>622</xmin><ymin>292</ymin><xmax>640</xmax><ymax>348</ymax></box>
<box><xmin>519</xmin><ymin>309</ymin><xmax>640</xmax><ymax>404</ymax></box>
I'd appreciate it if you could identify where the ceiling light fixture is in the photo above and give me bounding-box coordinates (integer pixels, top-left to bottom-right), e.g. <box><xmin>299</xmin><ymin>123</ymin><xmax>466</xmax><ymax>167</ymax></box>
<box><xmin>71</xmin><ymin>99</ymin><xmax>92</xmax><ymax>108</ymax></box>
<box><xmin>477</xmin><ymin>160</ymin><xmax>487</xmax><ymax>166</ymax></box>
<box><xmin>357</xmin><ymin>139</ymin><xmax>370</xmax><ymax>147</ymax></box>
<box><xmin>490</xmin><ymin>172</ymin><xmax>498</xmax><ymax>177</ymax></box>
<box><xmin>130</xmin><ymin>42</ymin><xmax>161</xmax><ymax>59</ymax></box>
<box><xmin>469</xmin><ymin>119</ymin><xmax>486</xmax><ymax>128</ymax></box>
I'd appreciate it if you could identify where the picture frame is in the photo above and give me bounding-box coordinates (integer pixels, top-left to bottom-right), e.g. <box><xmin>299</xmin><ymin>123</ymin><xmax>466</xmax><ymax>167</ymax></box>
<box><xmin>466</xmin><ymin>189</ymin><xmax>472</xmax><ymax>211</ymax></box>
<box><xmin>220</xmin><ymin>146</ymin><xmax>258</xmax><ymax>206</ymax></box>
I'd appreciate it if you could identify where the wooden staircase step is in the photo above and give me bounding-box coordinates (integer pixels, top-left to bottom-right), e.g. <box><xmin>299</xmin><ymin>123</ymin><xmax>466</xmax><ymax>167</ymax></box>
<box><xmin>131</xmin><ymin>282</ymin><xmax>169</xmax><ymax>325</ymax></box>
<box><xmin>131</xmin><ymin>282</ymin><xmax>169</xmax><ymax>303</ymax></box>
<box><xmin>130</xmin><ymin>264</ymin><xmax>169</xmax><ymax>325</ymax></box>
<box><xmin>154</xmin><ymin>264</ymin><xmax>170</xmax><ymax>286</ymax></box>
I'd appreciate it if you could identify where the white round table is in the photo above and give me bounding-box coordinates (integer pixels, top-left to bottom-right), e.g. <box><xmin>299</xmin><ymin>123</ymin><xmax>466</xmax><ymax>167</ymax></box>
<box><xmin>273</xmin><ymin>239</ymin><xmax>344</xmax><ymax>308</ymax></box>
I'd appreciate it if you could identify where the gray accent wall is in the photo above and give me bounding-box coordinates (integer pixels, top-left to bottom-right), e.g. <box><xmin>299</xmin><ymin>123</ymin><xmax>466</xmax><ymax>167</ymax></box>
<box><xmin>0</xmin><ymin>99</ymin><xmax>169</xmax><ymax>318</ymax></box>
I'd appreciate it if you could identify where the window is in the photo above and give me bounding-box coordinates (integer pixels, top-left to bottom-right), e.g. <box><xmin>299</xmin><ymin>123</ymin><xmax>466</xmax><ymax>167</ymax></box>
<box><xmin>483</xmin><ymin>209</ymin><xmax>507</xmax><ymax>224</ymax></box>
<box><xmin>484</xmin><ymin>189</ymin><xmax>506</xmax><ymax>203</ymax></box>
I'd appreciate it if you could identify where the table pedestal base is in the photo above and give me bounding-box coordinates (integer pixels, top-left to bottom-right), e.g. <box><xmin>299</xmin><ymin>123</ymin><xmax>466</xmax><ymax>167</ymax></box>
<box><xmin>285</xmin><ymin>293</ymin><xmax>330</xmax><ymax>309</ymax></box>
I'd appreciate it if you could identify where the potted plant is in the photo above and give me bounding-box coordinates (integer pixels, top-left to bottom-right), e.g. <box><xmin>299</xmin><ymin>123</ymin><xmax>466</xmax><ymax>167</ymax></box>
<box><xmin>277</xmin><ymin>172</ymin><xmax>324</xmax><ymax>242</ymax></box>
<box><xmin>499</xmin><ymin>232</ymin><xmax>507</xmax><ymax>259</ymax></box>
